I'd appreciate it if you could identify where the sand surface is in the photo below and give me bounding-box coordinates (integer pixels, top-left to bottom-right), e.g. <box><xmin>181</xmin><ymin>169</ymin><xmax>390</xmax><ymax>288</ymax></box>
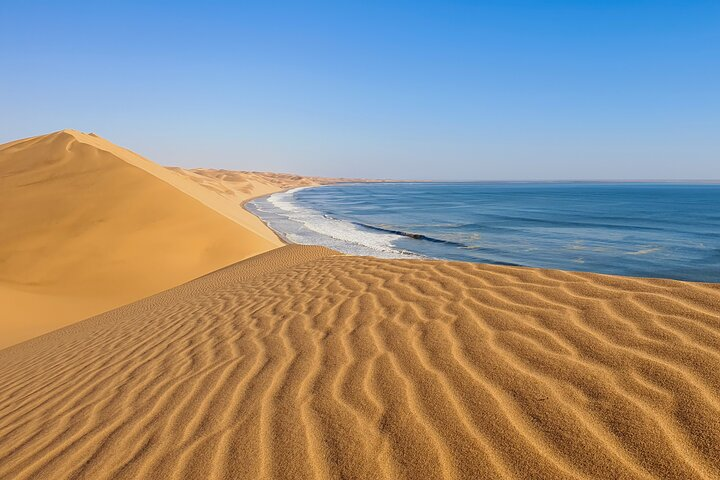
<box><xmin>0</xmin><ymin>130</ymin><xmax>336</xmax><ymax>347</ymax></box>
<box><xmin>2</xmin><ymin>245</ymin><xmax>719</xmax><ymax>479</ymax></box>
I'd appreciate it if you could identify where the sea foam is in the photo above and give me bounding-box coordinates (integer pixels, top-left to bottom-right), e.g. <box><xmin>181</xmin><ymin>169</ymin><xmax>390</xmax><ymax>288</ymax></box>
<box><xmin>250</xmin><ymin>188</ymin><xmax>418</xmax><ymax>259</ymax></box>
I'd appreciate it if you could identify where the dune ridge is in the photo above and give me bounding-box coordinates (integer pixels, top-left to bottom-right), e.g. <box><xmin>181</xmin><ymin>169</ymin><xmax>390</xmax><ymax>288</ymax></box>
<box><xmin>2</xmin><ymin>245</ymin><xmax>719</xmax><ymax>479</ymax></box>
<box><xmin>0</xmin><ymin>130</ymin><xmax>336</xmax><ymax>347</ymax></box>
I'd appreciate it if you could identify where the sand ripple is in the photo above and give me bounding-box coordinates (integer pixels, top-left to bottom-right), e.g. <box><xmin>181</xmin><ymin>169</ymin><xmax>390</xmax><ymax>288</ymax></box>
<box><xmin>2</xmin><ymin>245</ymin><xmax>720</xmax><ymax>479</ymax></box>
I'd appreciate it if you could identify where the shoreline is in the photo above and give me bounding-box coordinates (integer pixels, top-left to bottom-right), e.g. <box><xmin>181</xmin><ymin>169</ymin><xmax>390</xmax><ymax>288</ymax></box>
<box><xmin>241</xmin><ymin>182</ymin><xmax>720</xmax><ymax>285</ymax></box>
<box><xmin>241</xmin><ymin>181</ymin><xmax>375</xmax><ymax>248</ymax></box>
<box><xmin>241</xmin><ymin>187</ymin><xmax>305</xmax><ymax>246</ymax></box>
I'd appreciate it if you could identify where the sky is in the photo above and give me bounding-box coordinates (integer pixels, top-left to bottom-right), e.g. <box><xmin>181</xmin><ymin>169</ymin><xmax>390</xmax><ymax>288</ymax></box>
<box><xmin>1</xmin><ymin>1</ymin><xmax>718</xmax><ymax>180</ymax></box>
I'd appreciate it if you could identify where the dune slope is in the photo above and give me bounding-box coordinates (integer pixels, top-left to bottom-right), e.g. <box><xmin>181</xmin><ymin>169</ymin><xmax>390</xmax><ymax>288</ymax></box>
<box><xmin>1</xmin><ymin>246</ymin><xmax>719</xmax><ymax>479</ymax></box>
<box><xmin>0</xmin><ymin>130</ymin><xmax>316</xmax><ymax>347</ymax></box>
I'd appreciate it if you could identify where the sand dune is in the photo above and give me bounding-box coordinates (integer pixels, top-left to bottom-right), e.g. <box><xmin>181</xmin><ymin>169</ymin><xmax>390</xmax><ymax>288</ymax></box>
<box><xmin>2</xmin><ymin>245</ymin><xmax>719</xmax><ymax>479</ymax></box>
<box><xmin>169</xmin><ymin>167</ymin><xmax>350</xmax><ymax>203</ymax></box>
<box><xmin>0</xmin><ymin>130</ymin><xmax>330</xmax><ymax>347</ymax></box>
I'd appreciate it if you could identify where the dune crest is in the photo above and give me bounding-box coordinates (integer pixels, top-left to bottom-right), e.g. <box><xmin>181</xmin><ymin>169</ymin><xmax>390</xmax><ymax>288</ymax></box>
<box><xmin>1</xmin><ymin>246</ymin><xmax>719</xmax><ymax>479</ymax></box>
<box><xmin>0</xmin><ymin>130</ymin><xmax>328</xmax><ymax>347</ymax></box>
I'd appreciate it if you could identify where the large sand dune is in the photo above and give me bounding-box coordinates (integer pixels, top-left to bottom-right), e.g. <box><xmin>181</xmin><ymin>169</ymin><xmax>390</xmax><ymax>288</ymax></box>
<box><xmin>2</xmin><ymin>245</ymin><xmax>719</xmax><ymax>479</ymax></box>
<box><xmin>0</xmin><ymin>130</ymin><xmax>330</xmax><ymax>347</ymax></box>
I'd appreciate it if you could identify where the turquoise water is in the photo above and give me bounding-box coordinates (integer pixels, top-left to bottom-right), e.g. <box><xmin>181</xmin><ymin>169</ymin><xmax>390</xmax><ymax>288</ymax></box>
<box><xmin>247</xmin><ymin>183</ymin><xmax>720</xmax><ymax>282</ymax></box>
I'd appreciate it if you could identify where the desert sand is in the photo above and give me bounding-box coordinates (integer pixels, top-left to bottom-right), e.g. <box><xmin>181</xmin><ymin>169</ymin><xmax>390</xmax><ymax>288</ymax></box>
<box><xmin>2</xmin><ymin>131</ymin><xmax>720</xmax><ymax>479</ymax></box>
<box><xmin>1</xmin><ymin>245</ymin><xmax>720</xmax><ymax>479</ymax></box>
<box><xmin>0</xmin><ymin>130</ymin><xmax>339</xmax><ymax>347</ymax></box>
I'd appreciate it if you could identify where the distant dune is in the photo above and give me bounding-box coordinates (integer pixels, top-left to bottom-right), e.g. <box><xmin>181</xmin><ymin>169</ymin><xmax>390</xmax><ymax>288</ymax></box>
<box><xmin>1</xmin><ymin>245</ymin><xmax>719</xmax><ymax>479</ymax></box>
<box><xmin>169</xmin><ymin>167</ymin><xmax>352</xmax><ymax>203</ymax></box>
<box><xmin>0</xmin><ymin>130</ymin><xmax>335</xmax><ymax>347</ymax></box>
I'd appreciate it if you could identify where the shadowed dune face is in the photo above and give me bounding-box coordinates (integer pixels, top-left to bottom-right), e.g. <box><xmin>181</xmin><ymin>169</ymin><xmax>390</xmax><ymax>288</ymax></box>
<box><xmin>0</xmin><ymin>130</ymin><xmax>325</xmax><ymax>347</ymax></box>
<box><xmin>2</xmin><ymin>245</ymin><xmax>719</xmax><ymax>479</ymax></box>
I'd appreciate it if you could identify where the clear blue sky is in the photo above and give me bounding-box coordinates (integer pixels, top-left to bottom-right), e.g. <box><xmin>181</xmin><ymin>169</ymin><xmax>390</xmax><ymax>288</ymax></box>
<box><xmin>1</xmin><ymin>1</ymin><xmax>718</xmax><ymax>180</ymax></box>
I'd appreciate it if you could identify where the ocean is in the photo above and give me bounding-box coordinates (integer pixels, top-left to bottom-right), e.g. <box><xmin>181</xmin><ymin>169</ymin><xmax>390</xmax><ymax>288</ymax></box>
<box><xmin>246</xmin><ymin>182</ymin><xmax>720</xmax><ymax>282</ymax></box>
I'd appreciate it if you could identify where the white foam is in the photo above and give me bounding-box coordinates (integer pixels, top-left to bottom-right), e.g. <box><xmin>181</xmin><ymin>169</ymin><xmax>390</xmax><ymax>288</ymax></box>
<box><xmin>259</xmin><ymin>188</ymin><xmax>419</xmax><ymax>258</ymax></box>
<box><xmin>266</xmin><ymin>187</ymin><xmax>309</xmax><ymax>213</ymax></box>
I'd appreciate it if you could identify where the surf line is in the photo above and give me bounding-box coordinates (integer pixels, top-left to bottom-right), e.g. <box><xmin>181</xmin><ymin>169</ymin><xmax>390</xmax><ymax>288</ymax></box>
<box><xmin>352</xmin><ymin>222</ymin><xmax>467</xmax><ymax>247</ymax></box>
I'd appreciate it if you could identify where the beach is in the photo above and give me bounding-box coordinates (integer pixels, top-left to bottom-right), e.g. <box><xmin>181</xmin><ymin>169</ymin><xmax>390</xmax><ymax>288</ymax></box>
<box><xmin>2</xmin><ymin>131</ymin><xmax>720</xmax><ymax>479</ymax></box>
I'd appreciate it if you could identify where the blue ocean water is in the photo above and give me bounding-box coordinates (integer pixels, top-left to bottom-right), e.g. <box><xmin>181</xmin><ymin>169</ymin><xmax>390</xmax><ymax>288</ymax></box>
<box><xmin>247</xmin><ymin>183</ymin><xmax>720</xmax><ymax>282</ymax></box>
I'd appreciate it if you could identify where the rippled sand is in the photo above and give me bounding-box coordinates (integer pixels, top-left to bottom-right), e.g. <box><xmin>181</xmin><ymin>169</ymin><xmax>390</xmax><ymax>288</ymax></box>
<box><xmin>2</xmin><ymin>245</ymin><xmax>719</xmax><ymax>479</ymax></box>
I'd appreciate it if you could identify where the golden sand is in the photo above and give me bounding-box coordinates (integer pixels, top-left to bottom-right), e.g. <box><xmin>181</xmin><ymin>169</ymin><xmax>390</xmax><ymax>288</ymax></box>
<box><xmin>1</xmin><ymin>131</ymin><xmax>720</xmax><ymax>479</ymax></box>
<box><xmin>1</xmin><ymin>245</ymin><xmax>720</xmax><ymax>479</ymax></box>
<box><xmin>0</xmin><ymin>131</ymin><xmax>337</xmax><ymax>347</ymax></box>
